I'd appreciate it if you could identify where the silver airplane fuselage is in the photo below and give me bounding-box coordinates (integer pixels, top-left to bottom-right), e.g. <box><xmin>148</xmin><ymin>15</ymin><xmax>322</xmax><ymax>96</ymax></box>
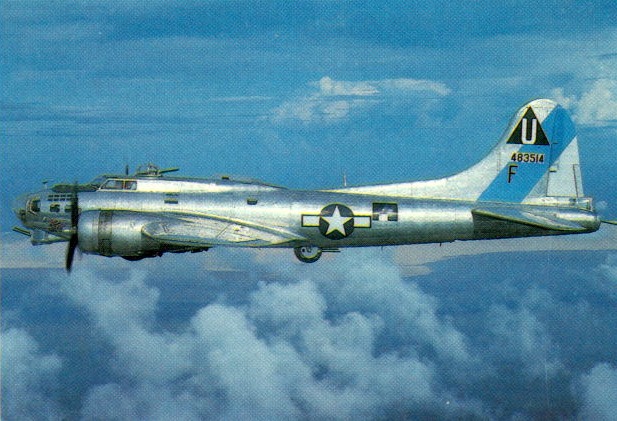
<box><xmin>13</xmin><ymin>173</ymin><xmax>600</xmax><ymax>264</ymax></box>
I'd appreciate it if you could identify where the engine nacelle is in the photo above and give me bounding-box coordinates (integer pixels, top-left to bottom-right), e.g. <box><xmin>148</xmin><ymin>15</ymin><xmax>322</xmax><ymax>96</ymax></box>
<box><xmin>78</xmin><ymin>211</ymin><xmax>164</xmax><ymax>259</ymax></box>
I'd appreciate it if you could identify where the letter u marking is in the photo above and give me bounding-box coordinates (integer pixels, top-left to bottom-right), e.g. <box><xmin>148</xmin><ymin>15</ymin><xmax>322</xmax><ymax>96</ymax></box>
<box><xmin>521</xmin><ymin>118</ymin><xmax>537</xmax><ymax>144</ymax></box>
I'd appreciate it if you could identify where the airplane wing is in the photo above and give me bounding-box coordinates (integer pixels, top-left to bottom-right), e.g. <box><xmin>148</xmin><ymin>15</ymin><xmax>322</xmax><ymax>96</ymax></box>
<box><xmin>471</xmin><ymin>206</ymin><xmax>588</xmax><ymax>232</ymax></box>
<box><xmin>142</xmin><ymin>213</ymin><xmax>304</xmax><ymax>248</ymax></box>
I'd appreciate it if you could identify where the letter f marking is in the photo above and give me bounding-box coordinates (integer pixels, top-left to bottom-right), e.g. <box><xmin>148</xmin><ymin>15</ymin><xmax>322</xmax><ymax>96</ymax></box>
<box><xmin>507</xmin><ymin>164</ymin><xmax>518</xmax><ymax>183</ymax></box>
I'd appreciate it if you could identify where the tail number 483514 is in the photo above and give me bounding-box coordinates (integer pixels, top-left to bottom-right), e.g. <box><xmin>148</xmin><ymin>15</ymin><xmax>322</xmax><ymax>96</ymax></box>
<box><xmin>511</xmin><ymin>152</ymin><xmax>544</xmax><ymax>164</ymax></box>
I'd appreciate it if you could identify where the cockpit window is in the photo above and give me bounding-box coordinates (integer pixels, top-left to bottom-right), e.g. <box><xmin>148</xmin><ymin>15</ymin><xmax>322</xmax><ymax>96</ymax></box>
<box><xmin>89</xmin><ymin>176</ymin><xmax>107</xmax><ymax>188</ymax></box>
<box><xmin>101</xmin><ymin>179</ymin><xmax>137</xmax><ymax>191</ymax></box>
<box><xmin>102</xmin><ymin>179</ymin><xmax>123</xmax><ymax>190</ymax></box>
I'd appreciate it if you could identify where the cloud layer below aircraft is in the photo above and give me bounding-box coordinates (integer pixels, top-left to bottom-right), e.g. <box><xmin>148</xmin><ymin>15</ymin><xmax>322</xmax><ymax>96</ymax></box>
<box><xmin>3</xmin><ymin>246</ymin><xmax>617</xmax><ymax>419</ymax></box>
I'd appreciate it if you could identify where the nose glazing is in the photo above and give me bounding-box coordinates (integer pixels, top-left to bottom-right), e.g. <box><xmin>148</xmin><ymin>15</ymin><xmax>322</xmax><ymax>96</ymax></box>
<box><xmin>12</xmin><ymin>194</ymin><xmax>29</xmax><ymax>220</ymax></box>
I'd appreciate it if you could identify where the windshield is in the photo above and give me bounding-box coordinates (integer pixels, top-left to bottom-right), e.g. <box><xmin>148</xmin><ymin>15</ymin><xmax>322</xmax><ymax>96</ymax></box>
<box><xmin>89</xmin><ymin>176</ymin><xmax>107</xmax><ymax>188</ymax></box>
<box><xmin>100</xmin><ymin>179</ymin><xmax>137</xmax><ymax>190</ymax></box>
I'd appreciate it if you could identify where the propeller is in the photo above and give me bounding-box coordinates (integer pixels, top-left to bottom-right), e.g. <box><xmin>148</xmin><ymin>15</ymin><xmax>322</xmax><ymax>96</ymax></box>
<box><xmin>65</xmin><ymin>182</ymin><xmax>79</xmax><ymax>272</ymax></box>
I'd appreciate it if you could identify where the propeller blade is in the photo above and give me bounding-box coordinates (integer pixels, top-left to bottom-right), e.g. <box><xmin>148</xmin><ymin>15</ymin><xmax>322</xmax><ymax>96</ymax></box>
<box><xmin>66</xmin><ymin>234</ymin><xmax>78</xmax><ymax>272</ymax></box>
<box><xmin>66</xmin><ymin>182</ymin><xmax>80</xmax><ymax>273</ymax></box>
<box><xmin>70</xmin><ymin>183</ymin><xmax>79</xmax><ymax>229</ymax></box>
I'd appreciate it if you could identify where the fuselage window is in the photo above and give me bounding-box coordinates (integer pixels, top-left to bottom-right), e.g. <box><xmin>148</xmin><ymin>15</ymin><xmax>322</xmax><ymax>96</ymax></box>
<box><xmin>50</xmin><ymin>203</ymin><xmax>61</xmax><ymax>213</ymax></box>
<box><xmin>28</xmin><ymin>198</ymin><xmax>41</xmax><ymax>213</ymax></box>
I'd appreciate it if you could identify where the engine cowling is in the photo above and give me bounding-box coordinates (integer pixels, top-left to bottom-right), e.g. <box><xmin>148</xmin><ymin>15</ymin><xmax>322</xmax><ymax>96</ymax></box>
<box><xmin>78</xmin><ymin>211</ymin><xmax>165</xmax><ymax>259</ymax></box>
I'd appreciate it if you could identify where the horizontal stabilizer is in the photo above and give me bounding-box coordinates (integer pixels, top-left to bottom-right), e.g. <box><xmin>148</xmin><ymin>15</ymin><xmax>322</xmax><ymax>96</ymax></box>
<box><xmin>472</xmin><ymin>206</ymin><xmax>587</xmax><ymax>232</ymax></box>
<box><xmin>142</xmin><ymin>215</ymin><xmax>303</xmax><ymax>248</ymax></box>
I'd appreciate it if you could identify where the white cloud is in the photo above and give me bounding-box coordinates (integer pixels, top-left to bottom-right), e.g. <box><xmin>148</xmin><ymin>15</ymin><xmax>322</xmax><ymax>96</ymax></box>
<box><xmin>317</xmin><ymin>76</ymin><xmax>379</xmax><ymax>97</ymax></box>
<box><xmin>486</xmin><ymin>302</ymin><xmax>562</xmax><ymax>378</ymax></box>
<box><xmin>1</xmin><ymin>328</ymin><xmax>62</xmax><ymax>421</ymax></box>
<box><xmin>578</xmin><ymin>363</ymin><xmax>617</xmax><ymax>421</ymax></box>
<box><xmin>190</xmin><ymin>304</ymin><xmax>301</xmax><ymax>420</ymax></box>
<box><xmin>575</xmin><ymin>80</ymin><xmax>617</xmax><ymax>126</ymax></box>
<box><xmin>249</xmin><ymin>279</ymin><xmax>326</xmax><ymax>338</ymax></box>
<box><xmin>594</xmin><ymin>254</ymin><xmax>617</xmax><ymax>299</ymax></box>
<box><xmin>0</xmin><ymin>232</ymin><xmax>64</xmax><ymax>269</ymax></box>
<box><xmin>248</xmin><ymin>277</ymin><xmax>437</xmax><ymax>418</ymax></box>
<box><xmin>305</xmin><ymin>250</ymin><xmax>471</xmax><ymax>363</ymax></box>
<box><xmin>378</xmin><ymin>78</ymin><xmax>452</xmax><ymax>96</ymax></box>
<box><xmin>550</xmin><ymin>87</ymin><xmax>576</xmax><ymax>109</ymax></box>
<box><xmin>551</xmin><ymin>80</ymin><xmax>617</xmax><ymax>127</ymax></box>
<box><xmin>6</xmin><ymin>243</ymin><xmax>617</xmax><ymax>419</ymax></box>
<box><xmin>56</xmin><ymin>248</ymin><xmax>488</xmax><ymax>420</ymax></box>
<box><xmin>62</xmin><ymin>270</ymin><xmax>191</xmax><ymax>384</ymax></box>
<box><xmin>270</xmin><ymin>76</ymin><xmax>451</xmax><ymax>124</ymax></box>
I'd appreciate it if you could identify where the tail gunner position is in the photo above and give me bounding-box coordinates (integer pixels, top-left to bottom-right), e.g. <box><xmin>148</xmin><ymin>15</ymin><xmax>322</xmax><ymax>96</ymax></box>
<box><xmin>13</xmin><ymin>99</ymin><xmax>609</xmax><ymax>271</ymax></box>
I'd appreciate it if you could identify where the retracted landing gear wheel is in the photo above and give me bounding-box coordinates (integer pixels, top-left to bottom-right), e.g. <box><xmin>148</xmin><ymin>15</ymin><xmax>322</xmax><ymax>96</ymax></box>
<box><xmin>294</xmin><ymin>246</ymin><xmax>322</xmax><ymax>263</ymax></box>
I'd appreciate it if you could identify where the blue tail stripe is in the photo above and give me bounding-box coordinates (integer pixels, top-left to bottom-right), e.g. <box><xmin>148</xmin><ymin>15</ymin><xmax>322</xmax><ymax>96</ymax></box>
<box><xmin>478</xmin><ymin>146</ymin><xmax>548</xmax><ymax>202</ymax></box>
<box><xmin>541</xmin><ymin>106</ymin><xmax>576</xmax><ymax>166</ymax></box>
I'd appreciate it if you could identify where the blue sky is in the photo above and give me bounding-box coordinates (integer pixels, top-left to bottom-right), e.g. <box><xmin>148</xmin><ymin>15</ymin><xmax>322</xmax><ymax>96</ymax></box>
<box><xmin>2</xmin><ymin>1</ymin><xmax>617</xmax><ymax>420</ymax></box>
<box><xmin>3</xmin><ymin>0</ymin><xmax>617</xmax><ymax>201</ymax></box>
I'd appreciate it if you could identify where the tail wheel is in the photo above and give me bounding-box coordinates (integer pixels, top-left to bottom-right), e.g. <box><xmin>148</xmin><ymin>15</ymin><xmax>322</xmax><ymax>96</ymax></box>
<box><xmin>294</xmin><ymin>246</ymin><xmax>322</xmax><ymax>263</ymax></box>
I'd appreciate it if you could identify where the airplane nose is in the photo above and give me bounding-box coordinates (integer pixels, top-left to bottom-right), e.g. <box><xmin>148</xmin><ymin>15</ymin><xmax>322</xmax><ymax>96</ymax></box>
<box><xmin>12</xmin><ymin>194</ymin><xmax>29</xmax><ymax>220</ymax></box>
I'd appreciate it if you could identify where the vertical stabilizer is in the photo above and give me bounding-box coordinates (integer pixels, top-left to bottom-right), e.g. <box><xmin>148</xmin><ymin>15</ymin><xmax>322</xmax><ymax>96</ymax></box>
<box><xmin>478</xmin><ymin>98</ymin><xmax>583</xmax><ymax>202</ymax></box>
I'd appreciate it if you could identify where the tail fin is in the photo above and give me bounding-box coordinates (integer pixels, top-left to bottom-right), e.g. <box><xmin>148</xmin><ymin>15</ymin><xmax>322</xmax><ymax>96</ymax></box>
<box><xmin>475</xmin><ymin>98</ymin><xmax>583</xmax><ymax>203</ymax></box>
<box><xmin>409</xmin><ymin>98</ymin><xmax>585</xmax><ymax>203</ymax></box>
<box><xmin>334</xmin><ymin>99</ymin><xmax>585</xmax><ymax>204</ymax></box>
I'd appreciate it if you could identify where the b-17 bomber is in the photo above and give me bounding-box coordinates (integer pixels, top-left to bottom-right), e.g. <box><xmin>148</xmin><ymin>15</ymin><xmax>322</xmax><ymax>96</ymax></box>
<box><xmin>13</xmin><ymin>99</ymin><xmax>612</xmax><ymax>271</ymax></box>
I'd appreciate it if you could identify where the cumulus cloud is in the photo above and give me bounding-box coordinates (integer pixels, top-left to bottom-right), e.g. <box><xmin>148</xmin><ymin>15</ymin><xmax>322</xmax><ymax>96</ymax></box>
<box><xmin>54</xmin><ymin>249</ymin><xmax>486</xmax><ymax>420</ymax></box>
<box><xmin>552</xmin><ymin>80</ymin><xmax>617</xmax><ymax>127</ymax></box>
<box><xmin>576</xmin><ymin>80</ymin><xmax>617</xmax><ymax>125</ymax></box>
<box><xmin>247</xmin><ymin>278</ymin><xmax>438</xmax><ymax>418</ymax></box>
<box><xmin>316</xmin><ymin>77</ymin><xmax>379</xmax><ymax>97</ymax></box>
<box><xmin>486</xmin><ymin>301</ymin><xmax>562</xmax><ymax>378</ymax></box>
<box><xmin>303</xmin><ymin>251</ymin><xmax>471</xmax><ymax>364</ymax></box>
<box><xmin>1</xmin><ymin>328</ymin><xmax>62</xmax><ymax>420</ymax></box>
<box><xmin>5</xmin><ymin>245</ymin><xmax>617</xmax><ymax>419</ymax></box>
<box><xmin>0</xmin><ymin>233</ymin><xmax>64</xmax><ymax>269</ymax></box>
<box><xmin>577</xmin><ymin>363</ymin><xmax>617</xmax><ymax>421</ymax></box>
<box><xmin>270</xmin><ymin>76</ymin><xmax>451</xmax><ymax>124</ymax></box>
<box><xmin>64</xmin><ymin>270</ymin><xmax>292</xmax><ymax>420</ymax></box>
<box><xmin>594</xmin><ymin>254</ymin><xmax>617</xmax><ymax>299</ymax></box>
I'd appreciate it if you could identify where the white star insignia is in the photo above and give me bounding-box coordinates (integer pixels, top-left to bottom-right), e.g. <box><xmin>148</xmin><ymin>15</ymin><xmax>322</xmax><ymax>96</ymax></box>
<box><xmin>322</xmin><ymin>205</ymin><xmax>352</xmax><ymax>236</ymax></box>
